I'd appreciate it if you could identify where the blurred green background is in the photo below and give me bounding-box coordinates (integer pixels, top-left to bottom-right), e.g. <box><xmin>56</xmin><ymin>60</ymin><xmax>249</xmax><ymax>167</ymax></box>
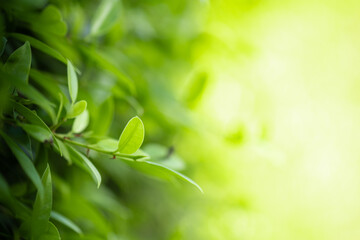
<box><xmin>2</xmin><ymin>0</ymin><xmax>360</xmax><ymax>239</ymax></box>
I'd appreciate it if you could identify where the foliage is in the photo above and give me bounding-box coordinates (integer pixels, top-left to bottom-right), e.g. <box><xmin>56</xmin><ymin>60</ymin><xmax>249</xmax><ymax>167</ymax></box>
<box><xmin>0</xmin><ymin>0</ymin><xmax>204</xmax><ymax>239</ymax></box>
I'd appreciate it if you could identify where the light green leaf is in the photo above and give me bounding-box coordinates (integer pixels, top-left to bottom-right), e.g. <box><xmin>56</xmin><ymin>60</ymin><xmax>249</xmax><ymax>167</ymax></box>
<box><xmin>18</xmin><ymin>123</ymin><xmax>51</xmax><ymax>142</ymax></box>
<box><xmin>4</xmin><ymin>41</ymin><xmax>31</xmax><ymax>83</ymax></box>
<box><xmin>10</xmin><ymin>100</ymin><xmax>61</xmax><ymax>154</ymax></box>
<box><xmin>51</xmin><ymin>211</ymin><xmax>83</xmax><ymax>235</ymax></box>
<box><xmin>66</xmin><ymin>144</ymin><xmax>101</xmax><ymax>188</ymax></box>
<box><xmin>67</xmin><ymin>59</ymin><xmax>78</xmax><ymax>103</ymax></box>
<box><xmin>124</xmin><ymin>160</ymin><xmax>203</xmax><ymax>193</ymax></box>
<box><xmin>72</xmin><ymin>109</ymin><xmax>89</xmax><ymax>133</ymax></box>
<box><xmin>67</xmin><ymin>100</ymin><xmax>87</xmax><ymax>119</ymax></box>
<box><xmin>90</xmin><ymin>0</ymin><xmax>121</xmax><ymax>37</ymax></box>
<box><xmin>38</xmin><ymin>222</ymin><xmax>60</xmax><ymax>240</ymax></box>
<box><xmin>0</xmin><ymin>131</ymin><xmax>44</xmax><ymax>196</ymax></box>
<box><xmin>9</xmin><ymin>33</ymin><xmax>67</xmax><ymax>64</ymax></box>
<box><xmin>93</xmin><ymin>138</ymin><xmax>118</xmax><ymax>152</ymax></box>
<box><xmin>118</xmin><ymin>116</ymin><xmax>145</xmax><ymax>154</ymax></box>
<box><xmin>30</xmin><ymin>165</ymin><xmax>52</xmax><ymax>240</ymax></box>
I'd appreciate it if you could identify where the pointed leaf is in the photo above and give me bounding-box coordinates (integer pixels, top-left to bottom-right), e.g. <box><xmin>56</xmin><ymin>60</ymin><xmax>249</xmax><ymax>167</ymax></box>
<box><xmin>51</xmin><ymin>211</ymin><xmax>82</xmax><ymax>235</ymax></box>
<box><xmin>66</xmin><ymin>144</ymin><xmax>101</xmax><ymax>188</ymax></box>
<box><xmin>9</xmin><ymin>33</ymin><xmax>67</xmax><ymax>64</ymax></box>
<box><xmin>67</xmin><ymin>100</ymin><xmax>87</xmax><ymax>119</ymax></box>
<box><xmin>118</xmin><ymin>116</ymin><xmax>144</xmax><ymax>154</ymax></box>
<box><xmin>67</xmin><ymin>59</ymin><xmax>78</xmax><ymax>103</ymax></box>
<box><xmin>10</xmin><ymin>100</ymin><xmax>61</xmax><ymax>154</ymax></box>
<box><xmin>0</xmin><ymin>131</ymin><xmax>44</xmax><ymax>196</ymax></box>
<box><xmin>4</xmin><ymin>41</ymin><xmax>31</xmax><ymax>83</ymax></box>
<box><xmin>31</xmin><ymin>165</ymin><xmax>52</xmax><ymax>239</ymax></box>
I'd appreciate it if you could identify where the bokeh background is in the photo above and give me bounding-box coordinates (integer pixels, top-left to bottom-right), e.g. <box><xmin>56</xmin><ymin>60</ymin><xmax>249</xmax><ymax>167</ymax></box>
<box><xmin>3</xmin><ymin>0</ymin><xmax>360</xmax><ymax>239</ymax></box>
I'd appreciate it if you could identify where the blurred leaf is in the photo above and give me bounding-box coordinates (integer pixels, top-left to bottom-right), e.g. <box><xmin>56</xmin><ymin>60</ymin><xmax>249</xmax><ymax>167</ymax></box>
<box><xmin>0</xmin><ymin>131</ymin><xmax>44</xmax><ymax>196</ymax></box>
<box><xmin>0</xmin><ymin>174</ymin><xmax>31</xmax><ymax>220</ymax></box>
<box><xmin>91</xmin><ymin>96</ymin><xmax>114</xmax><ymax>136</ymax></box>
<box><xmin>67</xmin><ymin>60</ymin><xmax>78</xmax><ymax>103</ymax></box>
<box><xmin>90</xmin><ymin>0</ymin><xmax>121</xmax><ymax>37</ymax></box>
<box><xmin>10</xmin><ymin>100</ymin><xmax>61</xmax><ymax>154</ymax></box>
<box><xmin>18</xmin><ymin>123</ymin><xmax>51</xmax><ymax>142</ymax></box>
<box><xmin>72</xmin><ymin>109</ymin><xmax>89</xmax><ymax>133</ymax></box>
<box><xmin>118</xmin><ymin>116</ymin><xmax>145</xmax><ymax>154</ymax></box>
<box><xmin>51</xmin><ymin>211</ymin><xmax>83</xmax><ymax>235</ymax></box>
<box><xmin>184</xmin><ymin>72</ymin><xmax>208</xmax><ymax>107</ymax></box>
<box><xmin>38</xmin><ymin>222</ymin><xmax>60</xmax><ymax>240</ymax></box>
<box><xmin>4</xmin><ymin>41</ymin><xmax>31</xmax><ymax>83</ymax></box>
<box><xmin>125</xmin><ymin>160</ymin><xmax>203</xmax><ymax>193</ymax></box>
<box><xmin>8</xmin><ymin>75</ymin><xmax>56</xmax><ymax>122</ymax></box>
<box><xmin>30</xmin><ymin>5</ymin><xmax>67</xmax><ymax>37</ymax></box>
<box><xmin>67</xmin><ymin>100</ymin><xmax>87</xmax><ymax>119</ymax></box>
<box><xmin>30</xmin><ymin>69</ymin><xmax>63</xmax><ymax>100</ymax></box>
<box><xmin>0</xmin><ymin>36</ymin><xmax>7</xmax><ymax>56</ymax></box>
<box><xmin>56</xmin><ymin>140</ymin><xmax>71</xmax><ymax>165</ymax></box>
<box><xmin>30</xmin><ymin>165</ymin><xmax>52</xmax><ymax>239</ymax></box>
<box><xmin>66</xmin><ymin>144</ymin><xmax>101</xmax><ymax>188</ymax></box>
<box><xmin>93</xmin><ymin>138</ymin><xmax>118</xmax><ymax>152</ymax></box>
<box><xmin>9</xmin><ymin>33</ymin><xmax>67</xmax><ymax>64</ymax></box>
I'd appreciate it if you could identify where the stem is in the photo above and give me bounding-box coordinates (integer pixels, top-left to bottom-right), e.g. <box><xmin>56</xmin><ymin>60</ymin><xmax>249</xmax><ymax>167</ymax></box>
<box><xmin>55</xmin><ymin>134</ymin><xmax>147</xmax><ymax>160</ymax></box>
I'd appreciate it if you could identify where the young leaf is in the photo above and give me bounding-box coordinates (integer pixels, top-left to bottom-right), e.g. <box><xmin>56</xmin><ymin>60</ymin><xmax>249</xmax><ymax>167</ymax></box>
<box><xmin>0</xmin><ymin>131</ymin><xmax>44</xmax><ymax>196</ymax></box>
<box><xmin>66</xmin><ymin>100</ymin><xmax>87</xmax><ymax>119</ymax></box>
<box><xmin>67</xmin><ymin>59</ymin><xmax>78</xmax><ymax>103</ymax></box>
<box><xmin>93</xmin><ymin>138</ymin><xmax>118</xmax><ymax>152</ymax></box>
<box><xmin>66</xmin><ymin>144</ymin><xmax>101</xmax><ymax>188</ymax></box>
<box><xmin>51</xmin><ymin>211</ymin><xmax>83</xmax><ymax>235</ymax></box>
<box><xmin>72</xmin><ymin>109</ymin><xmax>89</xmax><ymax>133</ymax></box>
<box><xmin>90</xmin><ymin>0</ymin><xmax>121</xmax><ymax>37</ymax></box>
<box><xmin>118</xmin><ymin>116</ymin><xmax>145</xmax><ymax>154</ymax></box>
<box><xmin>30</xmin><ymin>165</ymin><xmax>52</xmax><ymax>240</ymax></box>
<box><xmin>10</xmin><ymin>100</ymin><xmax>61</xmax><ymax>154</ymax></box>
<box><xmin>9</xmin><ymin>33</ymin><xmax>67</xmax><ymax>64</ymax></box>
<box><xmin>4</xmin><ymin>41</ymin><xmax>31</xmax><ymax>83</ymax></box>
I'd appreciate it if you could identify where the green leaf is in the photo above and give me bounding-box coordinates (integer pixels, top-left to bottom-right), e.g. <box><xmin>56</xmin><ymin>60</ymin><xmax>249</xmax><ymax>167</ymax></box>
<box><xmin>51</xmin><ymin>211</ymin><xmax>83</xmax><ymax>235</ymax></box>
<box><xmin>10</xmin><ymin>100</ymin><xmax>61</xmax><ymax>154</ymax></box>
<box><xmin>67</xmin><ymin>59</ymin><xmax>78</xmax><ymax>103</ymax></box>
<box><xmin>38</xmin><ymin>222</ymin><xmax>61</xmax><ymax>240</ymax></box>
<box><xmin>125</xmin><ymin>160</ymin><xmax>203</xmax><ymax>193</ymax></box>
<box><xmin>30</xmin><ymin>69</ymin><xmax>64</xmax><ymax>101</ymax></box>
<box><xmin>118</xmin><ymin>116</ymin><xmax>145</xmax><ymax>154</ymax></box>
<box><xmin>30</xmin><ymin>165</ymin><xmax>52</xmax><ymax>240</ymax></box>
<box><xmin>0</xmin><ymin>131</ymin><xmax>44</xmax><ymax>196</ymax></box>
<box><xmin>4</xmin><ymin>41</ymin><xmax>31</xmax><ymax>83</ymax></box>
<box><xmin>30</xmin><ymin>5</ymin><xmax>67</xmax><ymax>37</ymax></box>
<box><xmin>72</xmin><ymin>109</ymin><xmax>89</xmax><ymax>133</ymax></box>
<box><xmin>18</xmin><ymin>123</ymin><xmax>51</xmax><ymax>142</ymax></box>
<box><xmin>66</xmin><ymin>144</ymin><xmax>101</xmax><ymax>188</ymax></box>
<box><xmin>8</xmin><ymin>33</ymin><xmax>67</xmax><ymax>64</ymax></box>
<box><xmin>0</xmin><ymin>36</ymin><xmax>7</xmax><ymax>56</ymax></box>
<box><xmin>56</xmin><ymin>140</ymin><xmax>71</xmax><ymax>165</ymax></box>
<box><xmin>66</xmin><ymin>100</ymin><xmax>87</xmax><ymax>119</ymax></box>
<box><xmin>93</xmin><ymin>138</ymin><xmax>118</xmax><ymax>152</ymax></box>
<box><xmin>0</xmin><ymin>174</ymin><xmax>31</xmax><ymax>220</ymax></box>
<box><xmin>90</xmin><ymin>0</ymin><xmax>121</xmax><ymax>37</ymax></box>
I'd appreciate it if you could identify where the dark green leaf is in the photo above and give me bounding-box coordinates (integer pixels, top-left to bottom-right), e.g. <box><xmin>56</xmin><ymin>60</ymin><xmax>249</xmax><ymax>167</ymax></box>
<box><xmin>4</xmin><ymin>41</ymin><xmax>31</xmax><ymax>83</ymax></box>
<box><xmin>18</xmin><ymin>123</ymin><xmax>51</xmax><ymax>142</ymax></box>
<box><xmin>38</xmin><ymin>222</ymin><xmax>61</xmax><ymax>240</ymax></box>
<box><xmin>0</xmin><ymin>131</ymin><xmax>44</xmax><ymax>196</ymax></box>
<box><xmin>30</xmin><ymin>5</ymin><xmax>67</xmax><ymax>37</ymax></box>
